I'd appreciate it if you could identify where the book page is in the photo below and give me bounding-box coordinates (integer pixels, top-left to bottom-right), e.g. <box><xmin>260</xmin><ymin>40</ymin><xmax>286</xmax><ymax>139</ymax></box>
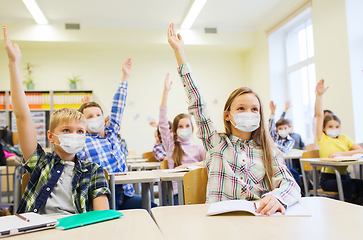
<box><xmin>0</xmin><ymin>213</ymin><xmax>57</xmax><ymax>233</ymax></box>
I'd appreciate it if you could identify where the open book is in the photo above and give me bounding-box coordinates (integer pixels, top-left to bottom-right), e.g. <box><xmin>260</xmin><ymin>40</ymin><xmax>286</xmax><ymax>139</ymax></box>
<box><xmin>319</xmin><ymin>154</ymin><xmax>363</xmax><ymax>162</ymax></box>
<box><xmin>0</xmin><ymin>212</ymin><xmax>57</xmax><ymax>237</ymax></box>
<box><xmin>206</xmin><ymin>199</ymin><xmax>310</xmax><ymax>216</ymax></box>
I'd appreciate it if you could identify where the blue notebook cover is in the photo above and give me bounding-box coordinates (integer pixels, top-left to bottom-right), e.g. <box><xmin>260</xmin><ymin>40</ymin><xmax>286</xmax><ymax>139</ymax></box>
<box><xmin>56</xmin><ymin>210</ymin><xmax>123</xmax><ymax>230</ymax></box>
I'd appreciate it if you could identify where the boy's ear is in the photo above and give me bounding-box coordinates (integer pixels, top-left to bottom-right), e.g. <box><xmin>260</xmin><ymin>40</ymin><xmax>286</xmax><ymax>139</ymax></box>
<box><xmin>47</xmin><ymin>130</ymin><xmax>54</xmax><ymax>143</ymax></box>
<box><xmin>224</xmin><ymin>111</ymin><xmax>231</xmax><ymax>121</ymax></box>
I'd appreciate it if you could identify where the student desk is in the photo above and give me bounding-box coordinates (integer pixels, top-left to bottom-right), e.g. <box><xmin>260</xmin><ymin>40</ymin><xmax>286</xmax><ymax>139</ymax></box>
<box><xmin>282</xmin><ymin>150</ymin><xmax>304</xmax><ymax>168</ymax></box>
<box><xmin>126</xmin><ymin>155</ymin><xmax>145</xmax><ymax>162</ymax></box>
<box><xmin>109</xmin><ymin>171</ymin><xmax>160</xmax><ymax>213</ymax></box>
<box><xmin>8</xmin><ymin>209</ymin><xmax>163</xmax><ymax>240</ymax></box>
<box><xmin>152</xmin><ymin>170</ymin><xmax>186</xmax><ymax>206</ymax></box>
<box><xmin>151</xmin><ymin>197</ymin><xmax>363</xmax><ymax>239</ymax></box>
<box><xmin>128</xmin><ymin>162</ymin><xmax>161</xmax><ymax>171</ymax></box>
<box><xmin>300</xmin><ymin>158</ymin><xmax>363</xmax><ymax>201</ymax></box>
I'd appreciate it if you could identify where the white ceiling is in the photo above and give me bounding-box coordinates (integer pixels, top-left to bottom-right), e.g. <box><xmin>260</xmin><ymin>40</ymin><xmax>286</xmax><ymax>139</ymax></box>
<box><xmin>0</xmin><ymin>0</ymin><xmax>298</xmax><ymax>32</ymax></box>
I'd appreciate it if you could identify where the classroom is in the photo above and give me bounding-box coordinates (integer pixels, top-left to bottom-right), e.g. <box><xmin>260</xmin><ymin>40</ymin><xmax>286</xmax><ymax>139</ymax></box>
<box><xmin>0</xmin><ymin>0</ymin><xmax>363</xmax><ymax>239</ymax></box>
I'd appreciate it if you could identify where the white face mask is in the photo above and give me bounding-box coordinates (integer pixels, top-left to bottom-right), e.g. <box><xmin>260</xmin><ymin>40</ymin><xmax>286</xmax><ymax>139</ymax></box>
<box><xmin>230</xmin><ymin>112</ymin><xmax>260</xmax><ymax>133</ymax></box>
<box><xmin>53</xmin><ymin>133</ymin><xmax>86</xmax><ymax>154</ymax></box>
<box><xmin>177</xmin><ymin>128</ymin><xmax>192</xmax><ymax>140</ymax></box>
<box><xmin>278</xmin><ymin>129</ymin><xmax>289</xmax><ymax>138</ymax></box>
<box><xmin>86</xmin><ymin>116</ymin><xmax>105</xmax><ymax>133</ymax></box>
<box><xmin>326</xmin><ymin>129</ymin><xmax>340</xmax><ymax>138</ymax></box>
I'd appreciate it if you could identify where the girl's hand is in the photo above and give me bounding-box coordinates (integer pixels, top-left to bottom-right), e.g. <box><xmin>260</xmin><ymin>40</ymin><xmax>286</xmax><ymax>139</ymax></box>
<box><xmin>164</xmin><ymin>73</ymin><xmax>172</xmax><ymax>92</ymax></box>
<box><xmin>328</xmin><ymin>152</ymin><xmax>346</xmax><ymax>158</ymax></box>
<box><xmin>269</xmin><ymin>101</ymin><xmax>276</xmax><ymax>115</ymax></box>
<box><xmin>284</xmin><ymin>101</ymin><xmax>291</xmax><ymax>112</ymax></box>
<box><xmin>167</xmin><ymin>23</ymin><xmax>184</xmax><ymax>52</ymax></box>
<box><xmin>255</xmin><ymin>195</ymin><xmax>286</xmax><ymax>216</ymax></box>
<box><xmin>3</xmin><ymin>25</ymin><xmax>22</xmax><ymax>63</ymax></box>
<box><xmin>122</xmin><ymin>58</ymin><xmax>132</xmax><ymax>78</ymax></box>
<box><xmin>316</xmin><ymin>79</ymin><xmax>329</xmax><ymax>96</ymax></box>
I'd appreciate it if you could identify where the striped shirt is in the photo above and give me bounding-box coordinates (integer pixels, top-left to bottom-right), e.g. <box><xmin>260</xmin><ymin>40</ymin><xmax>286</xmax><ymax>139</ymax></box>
<box><xmin>178</xmin><ymin>63</ymin><xmax>301</xmax><ymax>207</ymax></box>
<box><xmin>268</xmin><ymin>116</ymin><xmax>295</xmax><ymax>153</ymax></box>
<box><xmin>18</xmin><ymin>144</ymin><xmax>110</xmax><ymax>214</ymax></box>
<box><xmin>153</xmin><ymin>142</ymin><xmax>166</xmax><ymax>162</ymax></box>
<box><xmin>159</xmin><ymin>106</ymin><xmax>206</xmax><ymax>194</ymax></box>
<box><xmin>78</xmin><ymin>81</ymin><xmax>134</xmax><ymax>197</ymax></box>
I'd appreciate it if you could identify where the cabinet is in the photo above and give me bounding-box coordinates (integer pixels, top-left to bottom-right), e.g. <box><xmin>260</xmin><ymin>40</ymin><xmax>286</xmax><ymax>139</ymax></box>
<box><xmin>0</xmin><ymin>90</ymin><xmax>93</xmax><ymax>148</ymax></box>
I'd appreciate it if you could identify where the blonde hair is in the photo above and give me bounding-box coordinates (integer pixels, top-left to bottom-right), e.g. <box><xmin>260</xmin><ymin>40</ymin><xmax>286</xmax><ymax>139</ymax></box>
<box><xmin>50</xmin><ymin>108</ymin><xmax>86</xmax><ymax>132</ymax></box>
<box><xmin>223</xmin><ymin>87</ymin><xmax>275</xmax><ymax>191</ymax></box>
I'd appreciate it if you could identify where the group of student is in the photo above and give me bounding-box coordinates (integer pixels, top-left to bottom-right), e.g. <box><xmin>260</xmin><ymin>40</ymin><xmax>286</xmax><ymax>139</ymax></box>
<box><xmin>2</xmin><ymin>22</ymin><xmax>362</xmax><ymax>218</ymax></box>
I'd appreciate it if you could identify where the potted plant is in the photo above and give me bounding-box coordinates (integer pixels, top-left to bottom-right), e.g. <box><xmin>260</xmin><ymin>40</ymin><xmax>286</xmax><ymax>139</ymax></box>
<box><xmin>68</xmin><ymin>75</ymin><xmax>82</xmax><ymax>90</ymax></box>
<box><xmin>23</xmin><ymin>63</ymin><xmax>35</xmax><ymax>90</ymax></box>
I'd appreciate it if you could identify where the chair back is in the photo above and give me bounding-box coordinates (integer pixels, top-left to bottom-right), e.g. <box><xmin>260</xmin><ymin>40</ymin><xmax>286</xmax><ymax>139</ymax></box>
<box><xmin>305</xmin><ymin>143</ymin><xmax>317</xmax><ymax>151</ymax></box>
<box><xmin>302</xmin><ymin>150</ymin><xmax>320</xmax><ymax>171</ymax></box>
<box><xmin>142</xmin><ymin>151</ymin><xmax>157</xmax><ymax>162</ymax></box>
<box><xmin>21</xmin><ymin>172</ymin><xmax>30</xmax><ymax>196</ymax></box>
<box><xmin>128</xmin><ymin>150</ymin><xmax>137</xmax><ymax>156</ymax></box>
<box><xmin>160</xmin><ymin>159</ymin><xmax>169</xmax><ymax>169</ymax></box>
<box><xmin>183</xmin><ymin>167</ymin><xmax>208</xmax><ymax>205</ymax></box>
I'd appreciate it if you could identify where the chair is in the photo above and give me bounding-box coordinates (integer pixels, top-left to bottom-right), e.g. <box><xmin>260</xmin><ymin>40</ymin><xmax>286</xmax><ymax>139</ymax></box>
<box><xmin>305</xmin><ymin>143</ymin><xmax>317</xmax><ymax>151</ymax></box>
<box><xmin>160</xmin><ymin>159</ymin><xmax>169</xmax><ymax>169</ymax></box>
<box><xmin>142</xmin><ymin>151</ymin><xmax>157</xmax><ymax>162</ymax></box>
<box><xmin>183</xmin><ymin>167</ymin><xmax>208</xmax><ymax>205</ymax></box>
<box><xmin>128</xmin><ymin>150</ymin><xmax>137</xmax><ymax>156</ymax></box>
<box><xmin>301</xmin><ymin>150</ymin><xmax>338</xmax><ymax>198</ymax></box>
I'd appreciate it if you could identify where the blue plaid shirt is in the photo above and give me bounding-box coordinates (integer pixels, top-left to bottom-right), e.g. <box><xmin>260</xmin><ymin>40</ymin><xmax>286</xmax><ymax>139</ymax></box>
<box><xmin>78</xmin><ymin>81</ymin><xmax>134</xmax><ymax>197</ymax></box>
<box><xmin>268</xmin><ymin>116</ymin><xmax>295</xmax><ymax>153</ymax></box>
<box><xmin>18</xmin><ymin>144</ymin><xmax>110</xmax><ymax>214</ymax></box>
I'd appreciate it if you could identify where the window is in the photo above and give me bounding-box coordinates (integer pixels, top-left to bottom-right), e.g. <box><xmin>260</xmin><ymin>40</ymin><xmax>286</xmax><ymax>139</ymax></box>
<box><xmin>285</xmin><ymin>18</ymin><xmax>316</xmax><ymax>141</ymax></box>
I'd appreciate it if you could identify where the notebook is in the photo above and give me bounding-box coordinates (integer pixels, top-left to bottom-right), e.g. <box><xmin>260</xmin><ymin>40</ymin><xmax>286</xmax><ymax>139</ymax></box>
<box><xmin>56</xmin><ymin>210</ymin><xmax>123</xmax><ymax>230</ymax></box>
<box><xmin>319</xmin><ymin>157</ymin><xmax>358</xmax><ymax>162</ymax></box>
<box><xmin>0</xmin><ymin>212</ymin><xmax>58</xmax><ymax>237</ymax></box>
<box><xmin>206</xmin><ymin>199</ymin><xmax>310</xmax><ymax>217</ymax></box>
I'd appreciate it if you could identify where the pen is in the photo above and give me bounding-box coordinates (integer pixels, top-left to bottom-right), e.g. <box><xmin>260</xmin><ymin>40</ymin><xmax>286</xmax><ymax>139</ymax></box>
<box><xmin>15</xmin><ymin>213</ymin><xmax>30</xmax><ymax>222</ymax></box>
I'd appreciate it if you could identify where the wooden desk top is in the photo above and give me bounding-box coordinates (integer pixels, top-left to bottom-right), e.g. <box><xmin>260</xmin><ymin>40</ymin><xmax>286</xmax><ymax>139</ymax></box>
<box><xmin>129</xmin><ymin>162</ymin><xmax>161</xmax><ymax>169</ymax></box>
<box><xmin>10</xmin><ymin>209</ymin><xmax>163</xmax><ymax>240</ymax></box>
<box><xmin>151</xmin><ymin>197</ymin><xmax>363</xmax><ymax>239</ymax></box>
<box><xmin>112</xmin><ymin>171</ymin><xmax>160</xmax><ymax>184</ymax></box>
<box><xmin>301</xmin><ymin>158</ymin><xmax>363</xmax><ymax>166</ymax></box>
<box><xmin>152</xmin><ymin>169</ymin><xmax>186</xmax><ymax>181</ymax></box>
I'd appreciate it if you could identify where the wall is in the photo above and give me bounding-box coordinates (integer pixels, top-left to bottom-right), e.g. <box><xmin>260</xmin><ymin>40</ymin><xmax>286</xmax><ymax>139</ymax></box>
<box><xmin>0</xmin><ymin>41</ymin><xmax>246</xmax><ymax>154</ymax></box>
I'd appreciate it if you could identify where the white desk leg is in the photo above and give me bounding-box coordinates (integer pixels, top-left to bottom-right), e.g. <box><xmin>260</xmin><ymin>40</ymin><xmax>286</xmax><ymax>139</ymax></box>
<box><xmin>312</xmin><ymin>166</ymin><xmax>318</xmax><ymax>196</ymax></box>
<box><xmin>109</xmin><ymin>174</ymin><xmax>116</xmax><ymax>210</ymax></box>
<box><xmin>13</xmin><ymin>166</ymin><xmax>21</xmax><ymax>212</ymax></box>
<box><xmin>167</xmin><ymin>182</ymin><xmax>174</xmax><ymax>206</ymax></box>
<box><xmin>160</xmin><ymin>181</ymin><xmax>167</xmax><ymax>206</ymax></box>
<box><xmin>150</xmin><ymin>182</ymin><xmax>155</xmax><ymax>202</ymax></box>
<box><xmin>332</xmin><ymin>167</ymin><xmax>344</xmax><ymax>201</ymax></box>
<box><xmin>177</xmin><ymin>180</ymin><xmax>184</xmax><ymax>205</ymax></box>
<box><xmin>141</xmin><ymin>182</ymin><xmax>151</xmax><ymax>214</ymax></box>
<box><xmin>0</xmin><ymin>169</ymin><xmax>2</xmax><ymax>204</ymax></box>
<box><xmin>300</xmin><ymin>161</ymin><xmax>309</xmax><ymax>197</ymax></box>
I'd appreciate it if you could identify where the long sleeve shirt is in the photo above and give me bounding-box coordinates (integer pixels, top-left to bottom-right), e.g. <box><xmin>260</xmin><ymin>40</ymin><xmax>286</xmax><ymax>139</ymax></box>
<box><xmin>268</xmin><ymin>115</ymin><xmax>295</xmax><ymax>154</ymax></box>
<box><xmin>78</xmin><ymin>81</ymin><xmax>134</xmax><ymax>197</ymax></box>
<box><xmin>178</xmin><ymin>63</ymin><xmax>301</xmax><ymax>207</ymax></box>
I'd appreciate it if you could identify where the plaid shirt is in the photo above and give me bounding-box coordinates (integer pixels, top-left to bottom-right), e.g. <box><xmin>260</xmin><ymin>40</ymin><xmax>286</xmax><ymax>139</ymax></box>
<box><xmin>78</xmin><ymin>81</ymin><xmax>134</xmax><ymax>197</ymax></box>
<box><xmin>18</xmin><ymin>144</ymin><xmax>110</xmax><ymax>214</ymax></box>
<box><xmin>153</xmin><ymin>142</ymin><xmax>166</xmax><ymax>162</ymax></box>
<box><xmin>178</xmin><ymin>63</ymin><xmax>301</xmax><ymax>207</ymax></box>
<box><xmin>268</xmin><ymin>116</ymin><xmax>295</xmax><ymax>153</ymax></box>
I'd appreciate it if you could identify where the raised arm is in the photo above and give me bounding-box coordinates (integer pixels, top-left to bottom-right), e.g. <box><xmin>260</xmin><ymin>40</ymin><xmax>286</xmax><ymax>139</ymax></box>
<box><xmin>280</xmin><ymin>101</ymin><xmax>290</xmax><ymax>119</ymax></box>
<box><xmin>315</xmin><ymin>79</ymin><xmax>329</xmax><ymax>141</ymax></box>
<box><xmin>108</xmin><ymin>58</ymin><xmax>132</xmax><ymax>134</ymax></box>
<box><xmin>167</xmin><ymin>23</ymin><xmax>221</xmax><ymax>151</ymax></box>
<box><xmin>3</xmin><ymin>25</ymin><xmax>37</xmax><ymax>161</ymax></box>
<box><xmin>268</xmin><ymin>101</ymin><xmax>277</xmax><ymax>138</ymax></box>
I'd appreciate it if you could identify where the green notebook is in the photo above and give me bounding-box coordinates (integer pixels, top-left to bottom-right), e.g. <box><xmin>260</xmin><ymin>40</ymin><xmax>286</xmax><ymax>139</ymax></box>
<box><xmin>56</xmin><ymin>210</ymin><xmax>123</xmax><ymax>230</ymax></box>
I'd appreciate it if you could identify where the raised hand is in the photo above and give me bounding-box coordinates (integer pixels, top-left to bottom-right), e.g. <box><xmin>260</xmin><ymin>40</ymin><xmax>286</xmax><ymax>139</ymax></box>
<box><xmin>3</xmin><ymin>25</ymin><xmax>22</xmax><ymax>63</ymax></box>
<box><xmin>122</xmin><ymin>58</ymin><xmax>132</xmax><ymax>80</ymax></box>
<box><xmin>167</xmin><ymin>23</ymin><xmax>184</xmax><ymax>52</ymax></box>
<box><xmin>284</xmin><ymin>101</ymin><xmax>291</xmax><ymax>112</ymax></box>
<box><xmin>316</xmin><ymin>79</ymin><xmax>329</xmax><ymax>95</ymax></box>
<box><xmin>270</xmin><ymin>101</ymin><xmax>276</xmax><ymax>115</ymax></box>
<box><xmin>164</xmin><ymin>73</ymin><xmax>172</xmax><ymax>92</ymax></box>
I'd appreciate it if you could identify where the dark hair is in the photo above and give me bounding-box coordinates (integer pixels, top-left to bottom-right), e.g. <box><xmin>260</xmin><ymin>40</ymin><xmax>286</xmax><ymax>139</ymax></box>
<box><xmin>323</xmin><ymin>114</ymin><xmax>340</xmax><ymax>128</ymax></box>
<box><xmin>323</xmin><ymin>109</ymin><xmax>333</xmax><ymax>115</ymax></box>
<box><xmin>78</xmin><ymin>102</ymin><xmax>103</xmax><ymax>114</ymax></box>
<box><xmin>157</xmin><ymin>121</ymin><xmax>172</xmax><ymax>143</ymax></box>
<box><xmin>172</xmin><ymin>114</ymin><xmax>193</xmax><ymax>168</ymax></box>
<box><xmin>223</xmin><ymin>87</ymin><xmax>274</xmax><ymax>191</ymax></box>
<box><xmin>276</xmin><ymin>119</ymin><xmax>290</xmax><ymax>128</ymax></box>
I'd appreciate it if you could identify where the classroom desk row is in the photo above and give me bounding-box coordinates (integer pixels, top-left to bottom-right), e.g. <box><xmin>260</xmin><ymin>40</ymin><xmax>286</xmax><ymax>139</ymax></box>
<box><xmin>7</xmin><ymin>197</ymin><xmax>363</xmax><ymax>240</ymax></box>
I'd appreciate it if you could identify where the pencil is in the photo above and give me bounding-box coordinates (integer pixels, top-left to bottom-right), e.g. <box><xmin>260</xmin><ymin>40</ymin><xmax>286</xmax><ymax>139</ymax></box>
<box><xmin>15</xmin><ymin>213</ymin><xmax>30</xmax><ymax>222</ymax></box>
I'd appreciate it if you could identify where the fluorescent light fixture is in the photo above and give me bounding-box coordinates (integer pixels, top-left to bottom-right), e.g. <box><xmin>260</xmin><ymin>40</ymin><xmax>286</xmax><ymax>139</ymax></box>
<box><xmin>22</xmin><ymin>0</ymin><xmax>48</xmax><ymax>24</ymax></box>
<box><xmin>181</xmin><ymin>0</ymin><xmax>207</xmax><ymax>29</ymax></box>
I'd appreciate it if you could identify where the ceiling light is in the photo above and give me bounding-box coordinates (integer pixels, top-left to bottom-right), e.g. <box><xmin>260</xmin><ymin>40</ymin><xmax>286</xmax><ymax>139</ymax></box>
<box><xmin>181</xmin><ymin>0</ymin><xmax>207</xmax><ymax>29</ymax></box>
<box><xmin>22</xmin><ymin>0</ymin><xmax>48</xmax><ymax>24</ymax></box>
